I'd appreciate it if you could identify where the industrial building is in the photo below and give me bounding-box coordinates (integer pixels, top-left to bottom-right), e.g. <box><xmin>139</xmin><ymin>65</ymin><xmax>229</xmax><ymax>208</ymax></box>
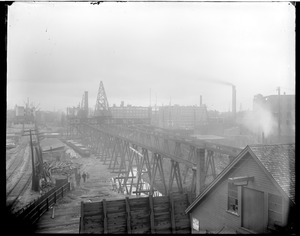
<box><xmin>110</xmin><ymin>105</ymin><xmax>151</xmax><ymax>124</ymax></box>
<box><xmin>253</xmin><ymin>93</ymin><xmax>295</xmax><ymax>141</ymax></box>
<box><xmin>40</xmin><ymin>138</ymin><xmax>66</xmax><ymax>162</ymax></box>
<box><xmin>151</xmin><ymin>105</ymin><xmax>208</xmax><ymax>131</ymax></box>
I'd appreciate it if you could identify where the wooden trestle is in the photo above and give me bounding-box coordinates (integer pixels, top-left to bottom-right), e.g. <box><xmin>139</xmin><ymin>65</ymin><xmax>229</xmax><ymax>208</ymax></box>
<box><xmin>67</xmin><ymin>121</ymin><xmax>242</xmax><ymax>197</ymax></box>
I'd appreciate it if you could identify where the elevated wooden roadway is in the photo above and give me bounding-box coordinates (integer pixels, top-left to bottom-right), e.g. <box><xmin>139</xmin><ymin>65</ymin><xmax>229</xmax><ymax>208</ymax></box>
<box><xmin>67</xmin><ymin>120</ymin><xmax>242</xmax><ymax>197</ymax></box>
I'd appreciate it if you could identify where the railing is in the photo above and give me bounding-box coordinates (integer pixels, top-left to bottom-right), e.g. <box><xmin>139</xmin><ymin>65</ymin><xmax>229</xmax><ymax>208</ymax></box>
<box><xmin>15</xmin><ymin>181</ymin><xmax>71</xmax><ymax>225</ymax></box>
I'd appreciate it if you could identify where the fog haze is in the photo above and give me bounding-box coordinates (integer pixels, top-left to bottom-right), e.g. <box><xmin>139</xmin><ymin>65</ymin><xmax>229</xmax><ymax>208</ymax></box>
<box><xmin>7</xmin><ymin>2</ymin><xmax>295</xmax><ymax>112</ymax></box>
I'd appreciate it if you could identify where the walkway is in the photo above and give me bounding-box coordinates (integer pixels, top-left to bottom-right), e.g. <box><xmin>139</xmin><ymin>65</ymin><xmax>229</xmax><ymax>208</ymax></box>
<box><xmin>35</xmin><ymin>155</ymin><xmax>125</xmax><ymax>233</ymax></box>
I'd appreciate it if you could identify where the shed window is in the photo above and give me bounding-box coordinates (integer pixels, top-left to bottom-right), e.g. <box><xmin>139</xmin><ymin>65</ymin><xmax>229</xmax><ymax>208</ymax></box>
<box><xmin>268</xmin><ymin>193</ymin><xmax>283</xmax><ymax>227</ymax></box>
<box><xmin>192</xmin><ymin>217</ymin><xmax>200</xmax><ymax>231</ymax></box>
<box><xmin>228</xmin><ymin>182</ymin><xmax>238</xmax><ymax>213</ymax></box>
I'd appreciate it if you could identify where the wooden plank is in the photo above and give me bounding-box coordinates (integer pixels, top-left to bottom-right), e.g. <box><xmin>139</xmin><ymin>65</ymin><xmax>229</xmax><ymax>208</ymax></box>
<box><xmin>114</xmin><ymin>176</ymin><xmax>136</xmax><ymax>179</ymax></box>
<box><xmin>153</xmin><ymin>196</ymin><xmax>169</xmax><ymax>204</ymax></box>
<box><xmin>84</xmin><ymin>214</ymin><xmax>103</xmax><ymax>221</ymax></box>
<box><xmin>153</xmin><ymin>206</ymin><xmax>170</xmax><ymax>211</ymax></box>
<box><xmin>129</xmin><ymin>197</ymin><xmax>149</xmax><ymax>204</ymax></box>
<box><xmin>80</xmin><ymin>201</ymin><xmax>84</xmax><ymax>233</ymax></box>
<box><xmin>103</xmin><ymin>199</ymin><xmax>108</xmax><ymax>234</ymax></box>
<box><xmin>130</xmin><ymin>212</ymin><xmax>150</xmax><ymax>221</ymax></box>
<box><xmin>125</xmin><ymin>197</ymin><xmax>132</xmax><ymax>234</ymax></box>
<box><xmin>131</xmin><ymin>217</ymin><xmax>151</xmax><ymax>224</ymax></box>
<box><xmin>132</xmin><ymin>190</ymin><xmax>150</xmax><ymax>194</ymax></box>
<box><xmin>131</xmin><ymin>226</ymin><xmax>151</xmax><ymax>232</ymax></box>
<box><xmin>82</xmin><ymin>201</ymin><xmax>102</xmax><ymax>210</ymax></box>
<box><xmin>106</xmin><ymin>199</ymin><xmax>125</xmax><ymax>205</ymax></box>
<box><xmin>149</xmin><ymin>195</ymin><xmax>155</xmax><ymax>234</ymax></box>
<box><xmin>83</xmin><ymin>209</ymin><xmax>103</xmax><ymax>217</ymax></box>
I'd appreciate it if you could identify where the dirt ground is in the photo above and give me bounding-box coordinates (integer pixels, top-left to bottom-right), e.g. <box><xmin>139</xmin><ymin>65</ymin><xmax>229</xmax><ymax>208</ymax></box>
<box><xmin>34</xmin><ymin>153</ymin><xmax>126</xmax><ymax>233</ymax></box>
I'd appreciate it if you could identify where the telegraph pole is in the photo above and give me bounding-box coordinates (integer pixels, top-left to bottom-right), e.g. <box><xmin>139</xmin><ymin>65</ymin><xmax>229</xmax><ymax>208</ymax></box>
<box><xmin>277</xmin><ymin>87</ymin><xmax>281</xmax><ymax>141</ymax></box>
<box><xmin>23</xmin><ymin>129</ymin><xmax>39</xmax><ymax>191</ymax></box>
<box><xmin>29</xmin><ymin>130</ymin><xmax>37</xmax><ymax>191</ymax></box>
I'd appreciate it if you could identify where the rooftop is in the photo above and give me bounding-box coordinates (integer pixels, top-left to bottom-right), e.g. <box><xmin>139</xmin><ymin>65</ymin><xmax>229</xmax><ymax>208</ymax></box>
<box><xmin>40</xmin><ymin>138</ymin><xmax>65</xmax><ymax>152</ymax></box>
<box><xmin>186</xmin><ymin>143</ymin><xmax>295</xmax><ymax>214</ymax></box>
<box><xmin>249</xmin><ymin>144</ymin><xmax>295</xmax><ymax>204</ymax></box>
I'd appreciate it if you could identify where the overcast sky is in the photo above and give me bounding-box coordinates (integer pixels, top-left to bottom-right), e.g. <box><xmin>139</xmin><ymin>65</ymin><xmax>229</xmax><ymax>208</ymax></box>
<box><xmin>7</xmin><ymin>2</ymin><xmax>295</xmax><ymax>112</ymax></box>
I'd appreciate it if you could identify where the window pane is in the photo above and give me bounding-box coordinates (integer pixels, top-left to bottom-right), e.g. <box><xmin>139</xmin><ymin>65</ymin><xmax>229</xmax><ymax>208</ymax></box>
<box><xmin>228</xmin><ymin>182</ymin><xmax>238</xmax><ymax>213</ymax></box>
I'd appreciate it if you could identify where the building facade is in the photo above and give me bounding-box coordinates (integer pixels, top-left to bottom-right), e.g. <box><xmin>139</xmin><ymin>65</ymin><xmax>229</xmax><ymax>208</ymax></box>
<box><xmin>110</xmin><ymin>105</ymin><xmax>151</xmax><ymax>124</ymax></box>
<box><xmin>152</xmin><ymin>105</ymin><xmax>208</xmax><ymax>130</ymax></box>
<box><xmin>253</xmin><ymin>93</ymin><xmax>295</xmax><ymax>140</ymax></box>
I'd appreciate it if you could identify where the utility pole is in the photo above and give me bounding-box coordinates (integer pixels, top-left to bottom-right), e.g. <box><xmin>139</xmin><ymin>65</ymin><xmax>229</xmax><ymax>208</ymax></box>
<box><xmin>23</xmin><ymin>129</ymin><xmax>40</xmax><ymax>191</ymax></box>
<box><xmin>150</xmin><ymin>88</ymin><xmax>151</xmax><ymax>107</ymax></box>
<box><xmin>29</xmin><ymin>130</ymin><xmax>37</xmax><ymax>191</ymax></box>
<box><xmin>277</xmin><ymin>87</ymin><xmax>281</xmax><ymax>141</ymax></box>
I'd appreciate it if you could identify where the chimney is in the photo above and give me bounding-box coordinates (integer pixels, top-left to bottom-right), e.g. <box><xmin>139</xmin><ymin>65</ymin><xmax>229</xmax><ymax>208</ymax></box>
<box><xmin>232</xmin><ymin>85</ymin><xmax>236</xmax><ymax>121</ymax></box>
<box><xmin>84</xmin><ymin>91</ymin><xmax>88</xmax><ymax>112</ymax></box>
<box><xmin>262</xmin><ymin>132</ymin><xmax>265</xmax><ymax>144</ymax></box>
<box><xmin>200</xmin><ymin>95</ymin><xmax>202</xmax><ymax>106</ymax></box>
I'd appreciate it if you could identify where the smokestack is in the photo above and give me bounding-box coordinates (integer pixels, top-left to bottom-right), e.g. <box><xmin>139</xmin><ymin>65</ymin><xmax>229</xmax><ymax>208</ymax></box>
<box><xmin>262</xmin><ymin>132</ymin><xmax>265</xmax><ymax>144</ymax></box>
<box><xmin>84</xmin><ymin>91</ymin><xmax>88</xmax><ymax>117</ymax></box>
<box><xmin>200</xmin><ymin>95</ymin><xmax>202</xmax><ymax>106</ymax></box>
<box><xmin>232</xmin><ymin>85</ymin><xmax>236</xmax><ymax>121</ymax></box>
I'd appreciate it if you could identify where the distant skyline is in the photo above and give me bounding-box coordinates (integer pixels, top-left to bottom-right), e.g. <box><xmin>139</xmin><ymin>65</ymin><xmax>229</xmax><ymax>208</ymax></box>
<box><xmin>7</xmin><ymin>2</ymin><xmax>295</xmax><ymax>112</ymax></box>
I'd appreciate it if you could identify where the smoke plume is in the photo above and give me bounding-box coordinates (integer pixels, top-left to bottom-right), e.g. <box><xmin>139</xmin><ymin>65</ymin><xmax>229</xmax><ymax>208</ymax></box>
<box><xmin>198</xmin><ymin>77</ymin><xmax>234</xmax><ymax>87</ymax></box>
<box><xmin>209</xmin><ymin>79</ymin><xmax>234</xmax><ymax>87</ymax></box>
<box><xmin>239</xmin><ymin>103</ymin><xmax>277</xmax><ymax>137</ymax></box>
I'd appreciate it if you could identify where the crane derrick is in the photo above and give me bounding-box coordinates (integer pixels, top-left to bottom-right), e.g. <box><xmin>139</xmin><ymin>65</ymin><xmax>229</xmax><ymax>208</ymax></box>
<box><xmin>94</xmin><ymin>81</ymin><xmax>112</xmax><ymax>118</ymax></box>
<box><xmin>79</xmin><ymin>91</ymin><xmax>89</xmax><ymax>119</ymax></box>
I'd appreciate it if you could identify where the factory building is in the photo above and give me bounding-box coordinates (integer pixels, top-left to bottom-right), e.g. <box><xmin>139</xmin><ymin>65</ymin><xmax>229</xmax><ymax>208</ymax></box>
<box><xmin>110</xmin><ymin>105</ymin><xmax>151</xmax><ymax>124</ymax></box>
<box><xmin>152</xmin><ymin>105</ymin><xmax>208</xmax><ymax>130</ymax></box>
<box><xmin>253</xmin><ymin>93</ymin><xmax>295</xmax><ymax>141</ymax></box>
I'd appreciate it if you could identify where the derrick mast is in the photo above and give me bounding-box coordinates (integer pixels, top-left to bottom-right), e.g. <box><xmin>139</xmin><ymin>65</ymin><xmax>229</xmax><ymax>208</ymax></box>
<box><xmin>94</xmin><ymin>81</ymin><xmax>112</xmax><ymax>123</ymax></box>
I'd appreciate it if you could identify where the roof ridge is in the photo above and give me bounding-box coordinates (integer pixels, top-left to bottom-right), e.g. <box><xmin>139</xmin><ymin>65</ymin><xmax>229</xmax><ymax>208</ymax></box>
<box><xmin>249</xmin><ymin>143</ymin><xmax>295</xmax><ymax>147</ymax></box>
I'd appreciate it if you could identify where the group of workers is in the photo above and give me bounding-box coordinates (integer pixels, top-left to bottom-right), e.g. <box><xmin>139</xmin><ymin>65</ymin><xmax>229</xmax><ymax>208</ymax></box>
<box><xmin>76</xmin><ymin>170</ymin><xmax>89</xmax><ymax>186</ymax></box>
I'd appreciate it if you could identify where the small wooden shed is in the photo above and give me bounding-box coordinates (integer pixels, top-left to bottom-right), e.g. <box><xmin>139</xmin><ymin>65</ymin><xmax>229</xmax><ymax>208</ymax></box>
<box><xmin>185</xmin><ymin>144</ymin><xmax>295</xmax><ymax>234</ymax></box>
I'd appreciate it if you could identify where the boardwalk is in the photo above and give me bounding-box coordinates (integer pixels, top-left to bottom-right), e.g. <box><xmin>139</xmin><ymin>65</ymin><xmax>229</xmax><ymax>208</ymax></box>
<box><xmin>35</xmin><ymin>154</ymin><xmax>126</xmax><ymax>233</ymax></box>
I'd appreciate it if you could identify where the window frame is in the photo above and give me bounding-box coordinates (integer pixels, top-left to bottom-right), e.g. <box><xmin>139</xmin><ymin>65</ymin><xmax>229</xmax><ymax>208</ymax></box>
<box><xmin>227</xmin><ymin>182</ymin><xmax>239</xmax><ymax>215</ymax></box>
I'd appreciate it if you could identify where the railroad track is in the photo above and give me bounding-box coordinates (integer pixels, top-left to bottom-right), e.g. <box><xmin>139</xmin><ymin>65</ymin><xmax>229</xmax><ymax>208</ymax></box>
<box><xmin>7</xmin><ymin>173</ymin><xmax>32</xmax><ymax>211</ymax></box>
<box><xmin>6</xmin><ymin>143</ymin><xmax>29</xmax><ymax>182</ymax></box>
<box><xmin>6</xmin><ymin>141</ymin><xmax>27</xmax><ymax>161</ymax></box>
<box><xmin>6</xmin><ymin>142</ymin><xmax>32</xmax><ymax>211</ymax></box>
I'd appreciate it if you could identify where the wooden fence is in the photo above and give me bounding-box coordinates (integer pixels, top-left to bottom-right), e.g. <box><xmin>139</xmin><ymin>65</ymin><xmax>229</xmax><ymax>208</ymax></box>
<box><xmin>80</xmin><ymin>192</ymin><xmax>191</xmax><ymax>234</ymax></box>
<box><xmin>15</xmin><ymin>180</ymin><xmax>71</xmax><ymax>225</ymax></box>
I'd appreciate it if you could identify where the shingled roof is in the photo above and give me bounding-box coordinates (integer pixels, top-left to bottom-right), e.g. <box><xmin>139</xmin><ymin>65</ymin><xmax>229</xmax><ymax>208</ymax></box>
<box><xmin>40</xmin><ymin>138</ymin><xmax>66</xmax><ymax>152</ymax></box>
<box><xmin>249</xmin><ymin>144</ymin><xmax>295</xmax><ymax>204</ymax></box>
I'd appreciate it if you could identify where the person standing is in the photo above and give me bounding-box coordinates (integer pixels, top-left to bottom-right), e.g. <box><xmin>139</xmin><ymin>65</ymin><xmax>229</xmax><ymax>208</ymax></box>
<box><xmin>82</xmin><ymin>172</ymin><xmax>87</xmax><ymax>183</ymax></box>
<box><xmin>77</xmin><ymin>172</ymin><xmax>81</xmax><ymax>186</ymax></box>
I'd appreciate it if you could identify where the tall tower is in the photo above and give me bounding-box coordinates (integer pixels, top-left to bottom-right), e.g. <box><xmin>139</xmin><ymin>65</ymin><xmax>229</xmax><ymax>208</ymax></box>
<box><xmin>94</xmin><ymin>81</ymin><xmax>112</xmax><ymax>118</ymax></box>
<box><xmin>232</xmin><ymin>85</ymin><xmax>236</xmax><ymax>122</ymax></box>
<box><xmin>80</xmin><ymin>91</ymin><xmax>89</xmax><ymax>118</ymax></box>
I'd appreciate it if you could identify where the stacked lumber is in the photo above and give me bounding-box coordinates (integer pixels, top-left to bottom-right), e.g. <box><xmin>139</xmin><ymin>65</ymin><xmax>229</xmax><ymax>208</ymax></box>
<box><xmin>45</xmin><ymin>160</ymin><xmax>82</xmax><ymax>176</ymax></box>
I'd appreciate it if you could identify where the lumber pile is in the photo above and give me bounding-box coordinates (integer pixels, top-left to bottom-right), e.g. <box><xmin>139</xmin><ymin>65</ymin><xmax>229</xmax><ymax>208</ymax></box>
<box><xmin>44</xmin><ymin>160</ymin><xmax>82</xmax><ymax>177</ymax></box>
